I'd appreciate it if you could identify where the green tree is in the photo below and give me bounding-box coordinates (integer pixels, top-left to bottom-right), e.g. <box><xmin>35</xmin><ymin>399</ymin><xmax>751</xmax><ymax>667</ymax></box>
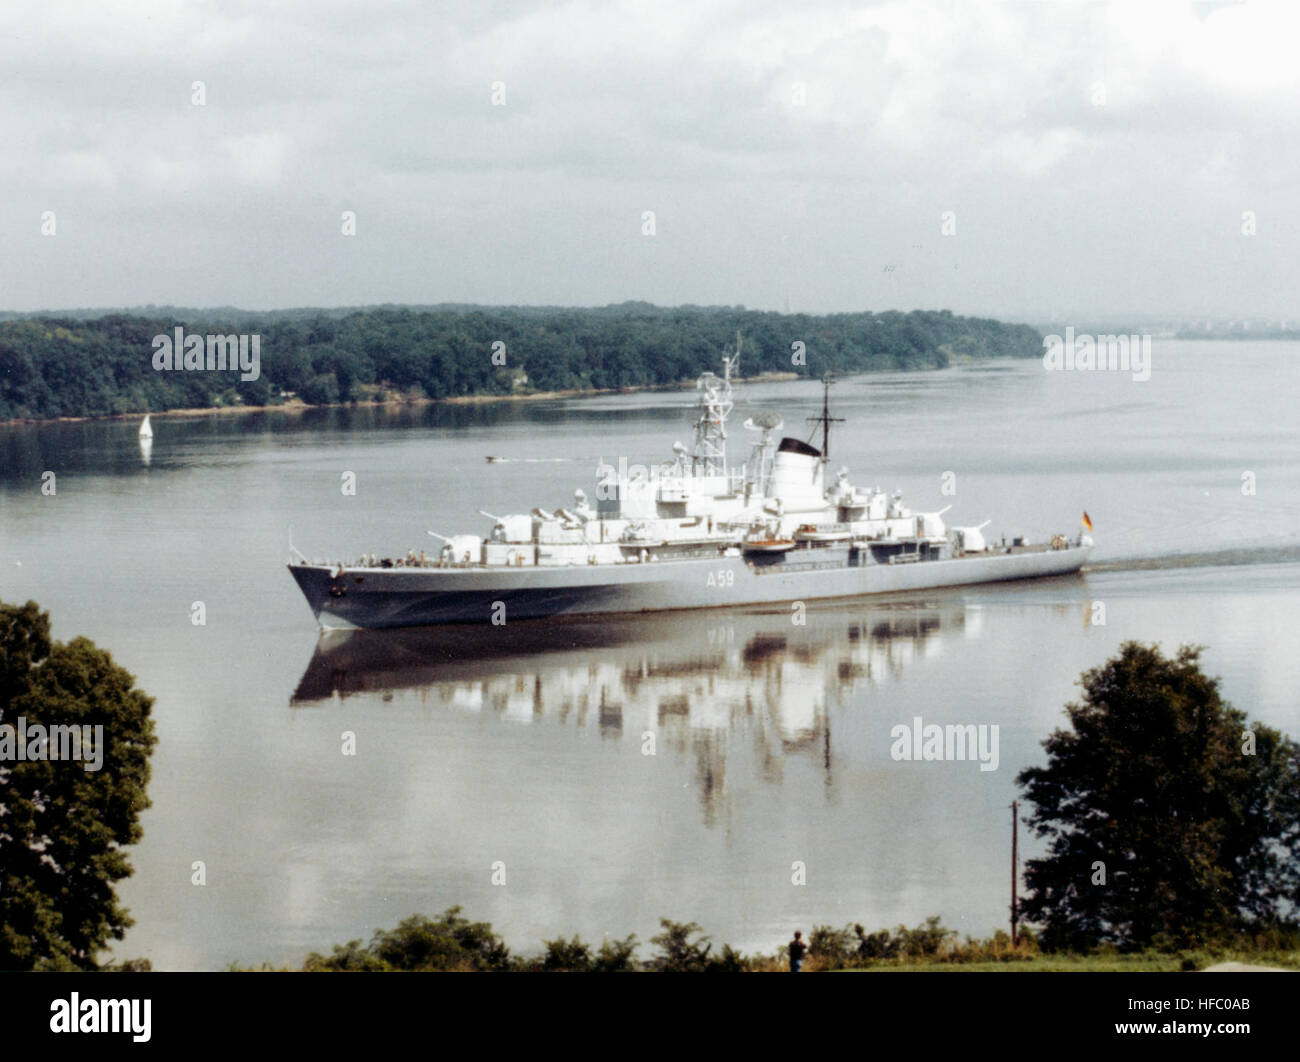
<box><xmin>591</xmin><ymin>934</ymin><xmax>639</xmax><ymax>972</ymax></box>
<box><xmin>302</xmin><ymin>939</ymin><xmax>393</xmax><ymax>972</ymax></box>
<box><xmin>853</xmin><ymin>922</ymin><xmax>898</xmax><ymax>960</ymax></box>
<box><xmin>301</xmin><ymin>371</ymin><xmax>341</xmax><ymax>406</ymax></box>
<box><xmin>648</xmin><ymin>919</ymin><xmax>713</xmax><ymax>972</ymax></box>
<box><xmin>1017</xmin><ymin>642</ymin><xmax>1300</xmax><ymax>951</ymax></box>
<box><xmin>896</xmin><ymin>915</ymin><xmax>954</xmax><ymax>957</ymax></box>
<box><xmin>0</xmin><ymin>599</ymin><xmax>157</xmax><ymax>970</ymax></box>
<box><xmin>305</xmin><ymin>907</ymin><xmax>512</xmax><ymax>971</ymax></box>
<box><xmin>810</xmin><ymin>923</ymin><xmax>856</xmax><ymax>967</ymax></box>
<box><xmin>541</xmin><ymin>934</ymin><xmax>591</xmax><ymax>971</ymax></box>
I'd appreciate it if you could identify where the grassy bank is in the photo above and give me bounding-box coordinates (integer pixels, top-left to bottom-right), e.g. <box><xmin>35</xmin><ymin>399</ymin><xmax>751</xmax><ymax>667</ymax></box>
<box><xmin>223</xmin><ymin>908</ymin><xmax>1300</xmax><ymax>973</ymax></box>
<box><xmin>821</xmin><ymin>951</ymin><xmax>1300</xmax><ymax>973</ymax></box>
<box><xmin>0</xmin><ymin>371</ymin><xmax>805</xmax><ymax>427</ymax></box>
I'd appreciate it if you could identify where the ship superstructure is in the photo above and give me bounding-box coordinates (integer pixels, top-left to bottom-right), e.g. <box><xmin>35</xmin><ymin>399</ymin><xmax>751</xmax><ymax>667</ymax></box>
<box><xmin>289</xmin><ymin>337</ymin><xmax>1092</xmax><ymax>628</ymax></box>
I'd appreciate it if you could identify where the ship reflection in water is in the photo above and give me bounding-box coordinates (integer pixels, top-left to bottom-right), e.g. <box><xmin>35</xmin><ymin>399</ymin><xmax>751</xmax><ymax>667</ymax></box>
<box><xmin>292</xmin><ymin>599</ymin><xmax>978</xmax><ymax>820</ymax></box>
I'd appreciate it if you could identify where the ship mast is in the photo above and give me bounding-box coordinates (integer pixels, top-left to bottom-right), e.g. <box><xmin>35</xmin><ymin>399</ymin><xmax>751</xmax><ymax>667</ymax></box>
<box><xmin>691</xmin><ymin>330</ymin><xmax>741</xmax><ymax>477</ymax></box>
<box><xmin>806</xmin><ymin>372</ymin><xmax>843</xmax><ymax>459</ymax></box>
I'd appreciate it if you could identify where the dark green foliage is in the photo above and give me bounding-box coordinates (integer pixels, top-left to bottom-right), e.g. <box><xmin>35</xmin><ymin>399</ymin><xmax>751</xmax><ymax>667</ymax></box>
<box><xmin>532</xmin><ymin>932</ymin><xmax>644</xmax><ymax>971</ymax></box>
<box><xmin>952</xmin><ymin>929</ymin><xmax>1037</xmax><ymax>964</ymax></box>
<box><xmin>104</xmin><ymin>957</ymin><xmax>153</xmax><ymax>972</ymax></box>
<box><xmin>812</xmin><ymin>918</ymin><xmax>963</xmax><ymax>969</ymax></box>
<box><xmin>304</xmin><ymin>907</ymin><xmax>512</xmax><ymax>971</ymax></box>
<box><xmin>852</xmin><ymin>922</ymin><xmax>899</xmax><ymax>960</ymax></box>
<box><xmin>591</xmin><ymin>934</ymin><xmax>639</xmax><ymax>972</ymax></box>
<box><xmin>0</xmin><ymin>304</ymin><xmax>1044</xmax><ymax>420</ymax></box>
<box><xmin>300</xmin><ymin>372</ymin><xmax>340</xmax><ymax>406</ymax></box>
<box><xmin>302</xmin><ymin>939</ymin><xmax>394</xmax><ymax>972</ymax></box>
<box><xmin>0</xmin><ymin>598</ymin><xmax>157</xmax><ymax>970</ymax></box>
<box><xmin>643</xmin><ymin>919</ymin><xmax>751</xmax><ymax>971</ymax></box>
<box><xmin>531</xmin><ymin>925</ymin><xmax>738</xmax><ymax>971</ymax></box>
<box><xmin>896</xmin><ymin>915</ymin><xmax>955</xmax><ymax>957</ymax></box>
<box><xmin>707</xmin><ymin>944</ymin><xmax>749</xmax><ymax>973</ymax></box>
<box><xmin>648</xmin><ymin>918</ymin><xmax>714</xmax><ymax>972</ymax></box>
<box><xmin>289</xmin><ymin>905</ymin><xmax>1296</xmax><ymax>972</ymax></box>
<box><xmin>1017</xmin><ymin>642</ymin><xmax>1300</xmax><ymax>952</ymax></box>
<box><xmin>810</xmin><ymin>923</ymin><xmax>856</xmax><ymax>964</ymax></box>
<box><xmin>542</xmin><ymin>934</ymin><xmax>591</xmax><ymax>971</ymax></box>
<box><xmin>302</xmin><ymin>912</ymin><xmax>641</xmax><ymax>972</ymax></box>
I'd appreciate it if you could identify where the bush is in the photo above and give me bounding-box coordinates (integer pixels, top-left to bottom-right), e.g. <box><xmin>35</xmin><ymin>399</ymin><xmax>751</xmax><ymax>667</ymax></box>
<box><xmin>898</xmin><ymin>915</ymin><xmax>955</xmax><ymax>958</ymax></box>
<box><xmin>592</xmin><ymin>935</ymin><xmax>639</xmax><ymax>972</ymax></box>
<box><xmin>303</xmin><ymin>907</ymin><xmax>510</xmax><ymax>972</ymax></box>
<box><xmin>301</xmin><ymin>371</ymin><xmax>340</xmax><ymax>405</ymax></box>
<box><xmin>947</xmin><ymin>929</ymin><xmax>1037</xmax><ymax>964</ymax></box>
<box><xmin>810</xmin><ymin>924</ymin><xmax>856</xmax><ymax>969</ymax></box>
<box><xmin>648</xmin><ymin>919</ymin><xmax>713</xmax><ymax>972</ymax></box>
<box><xmin>303</xmin><ymin>939</ymin><xmax>392</xmax><ymax>972</ymax></box>
<box><xmin>853</xmin><ymin>923</ymin><xmax>899</xmax><ymax>961</ymax></box>
<box><xmin>542</xmin><ymin>935</ymin><xmax>592</xmax><ymax>972</ymax></box>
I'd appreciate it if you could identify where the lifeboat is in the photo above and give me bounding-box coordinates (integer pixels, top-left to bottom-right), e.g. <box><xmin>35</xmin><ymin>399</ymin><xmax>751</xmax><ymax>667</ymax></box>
<box><xmin>793</xmin><ymin>523</ymin><xmax>853</xmax><ymax>543</ymax></box>
<box><xmin>742</xmin><ymin>537</ymin><xmax>796</xmax><ymax>553</ymax></box>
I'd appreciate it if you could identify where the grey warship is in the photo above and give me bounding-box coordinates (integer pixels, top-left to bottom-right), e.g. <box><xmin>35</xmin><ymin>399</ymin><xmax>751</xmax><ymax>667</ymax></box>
<box><xmin>288</xmin><ymin>342</ymin><xmax>1093</xmax><ymax>629</ymax></box>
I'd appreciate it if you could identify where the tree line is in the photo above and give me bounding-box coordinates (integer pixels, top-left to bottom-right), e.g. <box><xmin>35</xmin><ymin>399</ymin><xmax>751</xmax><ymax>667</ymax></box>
<box><xmin>0</xmin><ymin>302</ymin><xmax>1044</xmax><ymax>421</ymax></box>
<box><xmin>287</xmin><ymin>911</ymin><xmax>1031</xmax><ymax>973</ymax></box>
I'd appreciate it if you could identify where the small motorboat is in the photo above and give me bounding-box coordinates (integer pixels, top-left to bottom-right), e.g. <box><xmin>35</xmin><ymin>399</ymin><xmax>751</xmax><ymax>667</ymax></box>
<box><xmin>793</xmin><ymin>523</ymin><xmax>853</xmax><ymax>543</ymax></box>
<box><xmin>742</xmin><ymin>538</ymin><xmax>796</xmax><ymax>553</ymax></box>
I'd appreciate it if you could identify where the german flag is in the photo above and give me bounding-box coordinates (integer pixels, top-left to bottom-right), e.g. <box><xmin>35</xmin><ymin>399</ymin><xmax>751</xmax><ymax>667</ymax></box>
<box><xmin>1082</xmin><ymin>511</ymin><xmax>1093</xmax><ymax>532</ymax></box>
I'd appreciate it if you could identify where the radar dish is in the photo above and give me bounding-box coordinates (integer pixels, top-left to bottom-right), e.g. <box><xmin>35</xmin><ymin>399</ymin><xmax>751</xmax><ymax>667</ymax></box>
<box><xmin>744</xmin><ymin>410</ymin><xmax>784</xmax><ymax>432</ymax></box>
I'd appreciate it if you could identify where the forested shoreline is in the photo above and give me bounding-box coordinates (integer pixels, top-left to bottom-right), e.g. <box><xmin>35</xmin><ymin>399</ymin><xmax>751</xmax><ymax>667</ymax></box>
<box><xmin>0</xmin><ymin>302</ymin><xmax>1043</xmax><ymax>422</ymax></box>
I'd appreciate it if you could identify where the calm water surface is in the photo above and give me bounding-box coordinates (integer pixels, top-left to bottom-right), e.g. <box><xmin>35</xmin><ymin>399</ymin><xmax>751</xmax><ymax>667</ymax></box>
<box><xmin>1</xmin><ymin>340</ymin><xmax>1298</xmax><ymax>968</ymax></box>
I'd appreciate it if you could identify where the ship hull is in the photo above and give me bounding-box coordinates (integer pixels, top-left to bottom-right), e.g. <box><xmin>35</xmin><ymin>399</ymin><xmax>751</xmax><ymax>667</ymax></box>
<box><xmin>289</xmin><ymin>544</ymin><xmax>1092</xmax><ymax>629</ymax></box>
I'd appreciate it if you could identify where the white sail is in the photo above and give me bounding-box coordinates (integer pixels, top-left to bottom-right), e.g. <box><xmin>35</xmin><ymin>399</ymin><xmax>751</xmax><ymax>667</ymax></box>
<box><xmin>139</xmin><ymin>414</ymin><xmax>153</xmax><ymax>438</ymax></box>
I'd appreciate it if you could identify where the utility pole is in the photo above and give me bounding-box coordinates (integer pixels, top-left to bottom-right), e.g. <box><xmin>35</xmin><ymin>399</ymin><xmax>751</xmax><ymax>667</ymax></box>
<box><xmin>1010</xmin><ymin>799</ymin><xmax>1019</xmax><ymax>947</ymax></box>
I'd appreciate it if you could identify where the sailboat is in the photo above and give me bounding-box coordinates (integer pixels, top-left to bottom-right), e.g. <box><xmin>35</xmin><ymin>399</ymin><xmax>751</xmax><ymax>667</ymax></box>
<box><xmin>139</xmin><ymin>414</ymin><xmax>153</xmax><ymax>438</ymax></box>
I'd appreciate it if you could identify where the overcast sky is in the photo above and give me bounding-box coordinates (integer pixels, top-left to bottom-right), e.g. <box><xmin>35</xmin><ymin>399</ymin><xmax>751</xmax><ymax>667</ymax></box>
<box><xmin>1</xmin><ymin>0</ymin><xmax>1296</xmax><ymax>319</ymax></box>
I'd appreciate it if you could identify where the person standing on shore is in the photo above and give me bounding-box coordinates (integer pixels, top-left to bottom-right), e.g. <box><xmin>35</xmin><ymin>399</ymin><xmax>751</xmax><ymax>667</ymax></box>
<box><xmin>788</xmin><ymin>930</ymin><xmax>808</xmax><ymax>972</ymax></box>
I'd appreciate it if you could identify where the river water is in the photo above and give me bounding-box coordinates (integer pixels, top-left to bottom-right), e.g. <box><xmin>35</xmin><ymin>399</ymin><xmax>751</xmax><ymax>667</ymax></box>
<box><xmin>1</xmin><ymin>339</ymin><xmax>1298</xmax><ymax>969</ymax></box>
